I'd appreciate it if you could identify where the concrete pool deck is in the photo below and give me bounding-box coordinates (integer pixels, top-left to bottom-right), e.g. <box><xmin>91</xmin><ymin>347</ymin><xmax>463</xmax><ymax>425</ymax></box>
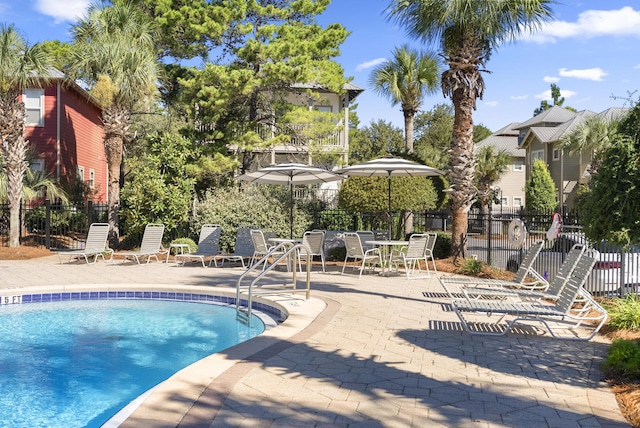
<box><xmin>0</xmin><ymin>255</ymin><xmax>629</xmax><ymax>427</ymax></box>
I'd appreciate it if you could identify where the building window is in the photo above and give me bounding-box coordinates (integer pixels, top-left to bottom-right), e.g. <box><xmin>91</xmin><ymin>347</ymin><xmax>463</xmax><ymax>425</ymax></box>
<box><xmin>513</xmin><ymin>159</ymin><xmax>524</xmax><ymax>172</ymax></box>
<box><xmin>89</xmin><ymin>169</ymin><xmax>95</xmax><ymax>189</ymax></box>
<box><xmin>513</xmin><ymin>197</ymin><xmax>523</xmax><ymax>208</ymax></box>
<box><xmin>23</xmin><ymin>89</ymin><xmax>44</xmax><ymax>126</ymax></box>
<box><xmin>315</xmin><ymin>106</ymin><xmax>332</xmax><ymax>113</ymax></box>
<box><xmin>500</xmin><ymin>197</ymin><xmax>508</xmax><ymax>207</ymax></box>
<box><xmin>553</xmin><ymin>148</ymin><xmax>560</xmax><ymax>161</ymax></box>
<box><xmin>29</xmin><ymin>159</ymin><xmax>44</xmax><ymax>172</ymax></box>
<box><xmin>77</xmin><ymin>166</ymin><xmax>85</xmax><ymax>181</ymax></box>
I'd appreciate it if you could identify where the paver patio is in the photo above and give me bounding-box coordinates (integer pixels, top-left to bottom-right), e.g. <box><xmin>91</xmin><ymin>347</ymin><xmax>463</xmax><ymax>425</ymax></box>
<box><xmin>0</xmin><ymin>256</ymin><xmax>629</xmax><ymax>427</ymax></box>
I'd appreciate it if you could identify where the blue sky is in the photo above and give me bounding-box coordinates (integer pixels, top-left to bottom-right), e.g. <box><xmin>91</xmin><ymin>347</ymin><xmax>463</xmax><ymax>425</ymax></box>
<box><xmin>3</xmin><ymin>0</ymin><xmax>640</xmax><ymax>132</ymax></box>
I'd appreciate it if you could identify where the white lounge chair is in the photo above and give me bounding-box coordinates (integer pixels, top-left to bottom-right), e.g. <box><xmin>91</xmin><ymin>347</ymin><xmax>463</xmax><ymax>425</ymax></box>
<box><xmin>341</xmin><ymin>232</ymin><xmax>383</xmax><ymax>278</ymax></box>
<box><xmin>175</xmin><ymin>224</ymin><xmax>221</xmax><ymax>267</ymax></box>
<box><xmin>424</xmin><ymin>232</ymin><xmax>438</xmax><ymax>276</ymax></box>
<box><xmin>390</xmin><ymin>233</ymin><xmax>429</xmax><ymax>279</ymax></box>
<box><xmin>249</xmin><ymin>229</ymin><xmax>286</xmax><ymax>270</ymax></box>
<box><xmin>439</xmin><ymin>240</ymin><xmax>547</xmax><ymax>298</ymax></box>
<box><xmin>451</xmin><ymin>248</ymin><xmax>606</xmax><ymax>340</ymax></box>
<box><xmin>118</xmin><ymin>223</ymin><xmax>167</xmax><ymax>264</ymax></box>
<box><xmin>212</xmin><ymin>227</ymin><xmax>254</xmax><ymax>268</ymax></box>
<box><xmin>56</xmin><ymin>223</ymin><xmax>113</xmax><ymax>264</ymax></box>
<box><xmin>461</xmin><ymin>244</ymin><xmax>587</xmax><ymax>302</ymax></box>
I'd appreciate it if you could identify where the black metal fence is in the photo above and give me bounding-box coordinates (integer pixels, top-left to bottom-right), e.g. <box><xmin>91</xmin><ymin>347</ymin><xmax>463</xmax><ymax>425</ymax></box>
<box><xmin>3</xmin><ymin>201</ymin><xmax>638</xmax><ymax>296</ymax></box>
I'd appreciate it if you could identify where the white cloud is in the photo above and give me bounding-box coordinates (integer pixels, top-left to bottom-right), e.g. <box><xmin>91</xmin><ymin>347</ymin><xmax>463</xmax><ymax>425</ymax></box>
<box><xmin>543</xmin><ymin>76</ymin><xmax>560</xmax><ymax>83</ymax></box>
<box><xmin>634</xmin><ymin>64</ymin><xmax>640</xmax><ymax>69</ymax></box>
<box><xmin>510</xmin><ymin>94</ymin><xmax>529</xmax><ymax>100</ymax></box>
<box><xmin>356</xmin><ymin>58</ymin><xmax>387</xmax><ymax>72</ymax></box>
<box><xmin>36</xmin><ymin>0</ymin><xmax>89</xmax><ymax>22</ymax></box>
<box><xmin>525</xmin><ymin>7</ymin><xmax>640</xmax><ymax>43</ymax></box>
<box><xmin>558</xmin><ymin>67</ymin><xmax>608</xmax><ymax>81</ymax></box>
<box><xmin>484</xmin><ymin>101</ymin><xmax>499</xmax><ymax>107</ymax></box>
<box><xmin>535</xmin><ymin>89</ymin><xmax>577</xmax><ymax>100</ymax></box>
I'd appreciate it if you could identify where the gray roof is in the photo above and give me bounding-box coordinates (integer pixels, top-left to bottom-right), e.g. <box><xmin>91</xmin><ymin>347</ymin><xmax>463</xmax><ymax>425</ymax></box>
<box><xmin>598</xmin><ymin>106</ymin><xmax>629</xmax><ymax>121</ymax></box>
<box><xmin>476</xmin><ymin>122</ymin><xmax>523</xmax><ymax>157</ymax></box>
<box><xmin>514</xmin><ymin>105</ymin><xmax>577</xmax><ymax>129</ymax></box>
<box><xmin>291</xmin><ymin>82</ymin><xmax>364</xmax><ymax>100</ymax></box>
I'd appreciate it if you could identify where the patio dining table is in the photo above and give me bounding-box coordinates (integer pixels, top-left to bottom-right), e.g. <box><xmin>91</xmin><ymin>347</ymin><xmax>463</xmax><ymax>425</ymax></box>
<box><xmin>366</xmin><ymin>240</ymin><xmax>407</xmax><ymax>276</ymax></box>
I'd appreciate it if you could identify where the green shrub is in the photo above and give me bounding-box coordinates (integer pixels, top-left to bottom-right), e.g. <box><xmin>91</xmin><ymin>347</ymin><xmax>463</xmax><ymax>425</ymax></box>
<box><xmin>170</xmin><ymin>237</ymin><xmax>197</xmax><ymax>253</ymax></box>
<box><xmin>433</xmin><ymin>232</ymin><xmax>451</xmax><ymax>259</ymax></box>
<box><xmin>328</xmin><ymin>246</ymin><xmax>346</xmax><ymax>261</ymax></box>
<box><xmin>319</xmin><ymin>209</ymin><xmax>354</xmax><ymax>231</ymax></box>
<box><xmin>604</xmin><ymin>339</ymin><xmax>640</xmax><ymax>380</ymax></box>
<box><xmin>605</xmin><ymin>294</ymin><xmax>640</xmax><ymax>331</ymax></box>
<box><xmin>455</xmin><ymin>258</ymin><xmax>484</xmax><ymax>276</ymax></box>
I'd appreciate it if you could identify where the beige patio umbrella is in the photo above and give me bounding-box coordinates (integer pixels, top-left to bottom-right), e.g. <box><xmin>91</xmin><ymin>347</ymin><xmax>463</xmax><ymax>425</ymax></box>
<box><xmin>336</xmin><ymin>155</ymin><xmax>444</xmax><ymax>239</ymax></box>
<box><xmin>237</xmin><ymin>163</ymin><xmax>344</xmax><ymax>239</ymax></box>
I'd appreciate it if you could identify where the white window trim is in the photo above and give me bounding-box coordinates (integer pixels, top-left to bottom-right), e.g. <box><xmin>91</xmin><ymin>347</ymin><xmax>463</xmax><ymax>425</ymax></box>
<box><xmin>513</xmin><ymin>196</ymin><xmax>523</xmax><ymax>208</ymax></box>
<box><xmin>30</xmin><ymin>159</ymin><xmax>44</xmax><ymax>172</ymax></box>
<box><xmin>513</xmin><ymin>159</ymin><xmax>524</xmax><ymax>172</ymax></box>
<box><xmin>89</xmin><ymin>169</ymin><xmax>95</xmax><ymax>189</ymax></box>
<box><xmin>552</xmin><ymin>148</ymin><xmax>560</xmax><ymax>161</ymax></box>
<box><xmin>23</xmin><ymin>89</ymin><xmax>45</xmax><ymax>127</ymax></box>
<box><xmin>77</xmin><ymin>166</ymin><xmax>85</xmax><ymax>181</ymax></box>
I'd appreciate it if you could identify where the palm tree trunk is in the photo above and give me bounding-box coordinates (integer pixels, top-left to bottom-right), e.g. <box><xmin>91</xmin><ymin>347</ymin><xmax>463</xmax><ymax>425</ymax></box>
<box><xmin>0</xmin><ymin>95</ymin><xmax>28</xmax><ymax>247</ymax></box>
<box><xmin>404</xmin><ymin>111</ymin><xmax>415</xmax><ymax>237</ymax></box>
<box><xmin>449</xmin><ymin>90</ymin><xmax>477</xmax><ymax>259</ymax></box>
<box><xmin>102</xmin><ymin>104</ymin><xmax>129</xmax><ymax>249</ymax></box>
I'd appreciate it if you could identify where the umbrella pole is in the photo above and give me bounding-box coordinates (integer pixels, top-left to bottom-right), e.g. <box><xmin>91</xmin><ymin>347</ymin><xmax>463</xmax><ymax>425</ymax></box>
<box><xmin>387</xmin><ymin>174</ymin><xmax>392</xmax><ymax>240</ymax></box>
<box><xmin>290</xmin><ymin>182</ymin><xmax>294</xmax><ymax>239</ymax></box>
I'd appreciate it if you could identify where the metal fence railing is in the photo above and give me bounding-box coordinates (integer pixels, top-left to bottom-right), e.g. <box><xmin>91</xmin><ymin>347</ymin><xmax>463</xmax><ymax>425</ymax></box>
<box><xmin>2</xmin><ymin>201</ymin><xmax>637</xmax><ymax>297</ymax></box>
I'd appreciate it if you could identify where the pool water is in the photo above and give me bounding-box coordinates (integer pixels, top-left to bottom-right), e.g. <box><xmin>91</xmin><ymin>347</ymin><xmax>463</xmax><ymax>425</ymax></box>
<box><xmin>0</xmin><ymin>299</ymin><xmax>265</xmax><ymax>428</ymax></box>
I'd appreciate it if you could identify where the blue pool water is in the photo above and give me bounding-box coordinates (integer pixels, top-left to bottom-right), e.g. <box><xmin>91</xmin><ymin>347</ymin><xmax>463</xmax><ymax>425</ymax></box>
<box><xmin>0</xmin><ymin>299</ymin><xmax>265</xmax><ymax>427</ymax></box>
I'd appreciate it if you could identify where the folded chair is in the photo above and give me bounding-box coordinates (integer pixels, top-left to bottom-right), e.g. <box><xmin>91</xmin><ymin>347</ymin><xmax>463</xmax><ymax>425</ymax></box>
<box><xmin>119</xmin><ymin>223</ymin><xmax>167</xmax><ymax>264</ymax></box>
<box><xmin>57</xmin><ymin>223</ymin><xmax>113</xmax><ymax>264</ymax></box>
<box><xmin>175</xmin><ymin>224</ymin><xmax>221</xmax><ymax>267</ymax></box>
<box><xmin>390</xmin><ymin>233</ymin><xmax>429</xmax><ymax>279</ymax></box>
<box><xmin>451</xmin><ymin>248</ymin><xmax>606</xmax><ymax>340</ymax></box>
<box><xmin>462</xmin><ymin>244</ymin><xmax>587</xmax><ymax>302</ymax></box>
<box><xmin>439</xmin><ymin>240</ymin><xmax>547</xmax><ymax>298</ymax></box>
<box><xmin>341</xmin><ymin>232</ymin><xmax>383</xmax><ymax>278</ymax></box>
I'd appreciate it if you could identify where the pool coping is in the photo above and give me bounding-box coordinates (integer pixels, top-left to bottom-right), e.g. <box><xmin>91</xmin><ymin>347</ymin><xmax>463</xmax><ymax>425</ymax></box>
<box><xmin>0</xmin><ymin>283</ymin><xmax>329</xmax><ymax>427</ymax></box>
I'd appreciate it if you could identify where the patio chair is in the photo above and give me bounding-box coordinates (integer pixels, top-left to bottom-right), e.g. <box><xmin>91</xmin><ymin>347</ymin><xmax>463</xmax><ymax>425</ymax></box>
<box><xmin>118</xmin><ymin>224</ymin><xmax>167</xmax><ymax>264</ymax></box>
<box><xmin>439</xmin><ymin>240</ymin><xmax>547</xmax><ymax>298</ymax></box>
<box><xmin>390</xmin><ymin>233</ymin><xmax>429</xmax><ymax>279</ymax></box>
<box><xmin>356</xmin><ymin>230</ymin><xmax>376</xmax><ymax>252</ymax></box>
<box><xmin>461</xmin><ymin>244</ymin><xmax>587</xmax><ymax>302</ymax></box>
<box><xmin>298</xmin><ymin>230</ymin><xmax>326</xmax><ymax>272</ymax></box>
<box><xmin>175</xmin><ymin>224</ymin><xmax>221</xmax><ymax>267</ymax></box>
<box><xmin>56</xmin><ymin>223</ymin><xmax>113</xmax><ymax>264</ymax></box>
<box><xmin>451</xmin><ymin>248</ymin><xmax>606</xmax><ymax>340</ymax></box>
<box><xmin>212</xmin><ymin>227</ymin><xmax>254</xmax><ymax>268</ymax></box>
<box><xmin>249</xmin><ymin>229</ymin><xmax>286</xmax><ymax>269</ymax></box>
<box><xmin>341</xmin><ymin>232</ymin><xmax>383</xmax><ymax>278</ymax></box>
<box><xmin>424</xmin><ymin>232</ymin><xmax>438</xmax><ymax>275</ymax></box>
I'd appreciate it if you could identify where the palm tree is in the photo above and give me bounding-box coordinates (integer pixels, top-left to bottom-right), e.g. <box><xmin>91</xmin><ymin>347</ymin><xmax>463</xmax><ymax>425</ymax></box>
<box><xmin>475</xmin><ymin>145</ymin><xmax>510</xmax><ymax>234</ymax></box>
<box><xmin>370</xmin><ymin>45</ymin><xmax>440</xmax><ymax>236</ymax></box>
<box><xmin>560</xmin><ymin>114</ymin><xmax>622</xmax><ymax>177</ymax></box>
<box><xmin>369</xmin><ymin>45</ymin><xmax>440</xmax><ymax>155</ymax></box>
<box><xmin>387</xmin><ymin>0</ymin><xmax>553</xmax><ymax>258</ymax></box>
<box><xmin>70</xmin><ymin>2</ymin><xmax>159</xmax><ymax>248</ymax></box>
<box><xmin>0</xmin><ymin>24</ymin><xmax>52</xmax><ymax>247</ymax></box>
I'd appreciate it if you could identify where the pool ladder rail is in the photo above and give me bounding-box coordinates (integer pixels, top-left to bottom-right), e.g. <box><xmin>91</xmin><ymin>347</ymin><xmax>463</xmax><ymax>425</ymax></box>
<box><xmin>235</xmin><ymin>242</ymin><xmax>312</xmax><ymax>321</ymax></box>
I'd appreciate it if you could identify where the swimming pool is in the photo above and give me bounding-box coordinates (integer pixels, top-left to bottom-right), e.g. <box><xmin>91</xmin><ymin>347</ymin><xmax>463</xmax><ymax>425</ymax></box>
<box><xmin>0</xmin><ymin>297</ymin><xmax>270</xmax><ymax>428</ymax></box>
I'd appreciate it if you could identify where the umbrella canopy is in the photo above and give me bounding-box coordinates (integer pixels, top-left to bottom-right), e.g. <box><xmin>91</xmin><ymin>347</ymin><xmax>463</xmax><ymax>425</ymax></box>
<box><xmin>237</xmin><ymin>163</ymin><xmax>343</xmax><ymax>238</ymax></box>
<box><xmin>336</xmin><ymin>155</ymin><xmax>444</xmax><ymax>238</ymax></box>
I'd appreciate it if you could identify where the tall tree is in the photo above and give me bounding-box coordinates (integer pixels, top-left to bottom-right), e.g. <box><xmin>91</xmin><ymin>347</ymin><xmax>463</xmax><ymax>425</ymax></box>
<box><xmin>534</xmin><ymin>83</ymin><xmax>575</xmax><ymax>115</ymax></box>
<box><xmin>0</xmin><ymin>24</ymin><xmax>52</xmax><ymax>247</ymax></box>
<box><xmin>71</xmin><ymin>1</ymin><xmax>160</xmax><ymax>248</ymax></box>
<box><xmin>153</xmin><ymin>0</ymin><xmax>349</xmax><ymax>172</ymax></box>
<box><xmin>525</xmin><ymin>159</ymin><xmax>557</xmax><ymax>212</ymax></box>
<box><xmin>475</xmin><ymin>145</ymin><xmax>510</xmax><ymax>233</ymax></box>
<box><xmin>349</xmin><ymin>120</ymin><xmax>404</xmax><ymax>163</ymax></box>
<box><xmin>387</xmin><ymin>0</ymin><xmax>553</xmax><ymax>258</ymax></box>
<box><xmin>369</xmin><ymin>45</ymin><xmax>441</xmax><ymax>155</ymax></box>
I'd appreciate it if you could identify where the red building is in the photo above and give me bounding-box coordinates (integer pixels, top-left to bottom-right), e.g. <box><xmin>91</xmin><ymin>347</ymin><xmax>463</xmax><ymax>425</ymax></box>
<box><xmin>22</xmin><ymin>68</ymin><xmax>107</xmax><ymax>202</ymax></box>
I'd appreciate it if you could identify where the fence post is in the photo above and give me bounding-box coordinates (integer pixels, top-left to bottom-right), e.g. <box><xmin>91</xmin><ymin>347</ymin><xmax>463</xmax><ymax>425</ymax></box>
<box><xmin>45</xmin><ymin>199</ymin><xmax>51</xmax><ymax>249</ymax></box>
<box><xmin>87</xmin><ymin>200</ymin><xmax>93</xmax><ymax>226</ymax></box>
